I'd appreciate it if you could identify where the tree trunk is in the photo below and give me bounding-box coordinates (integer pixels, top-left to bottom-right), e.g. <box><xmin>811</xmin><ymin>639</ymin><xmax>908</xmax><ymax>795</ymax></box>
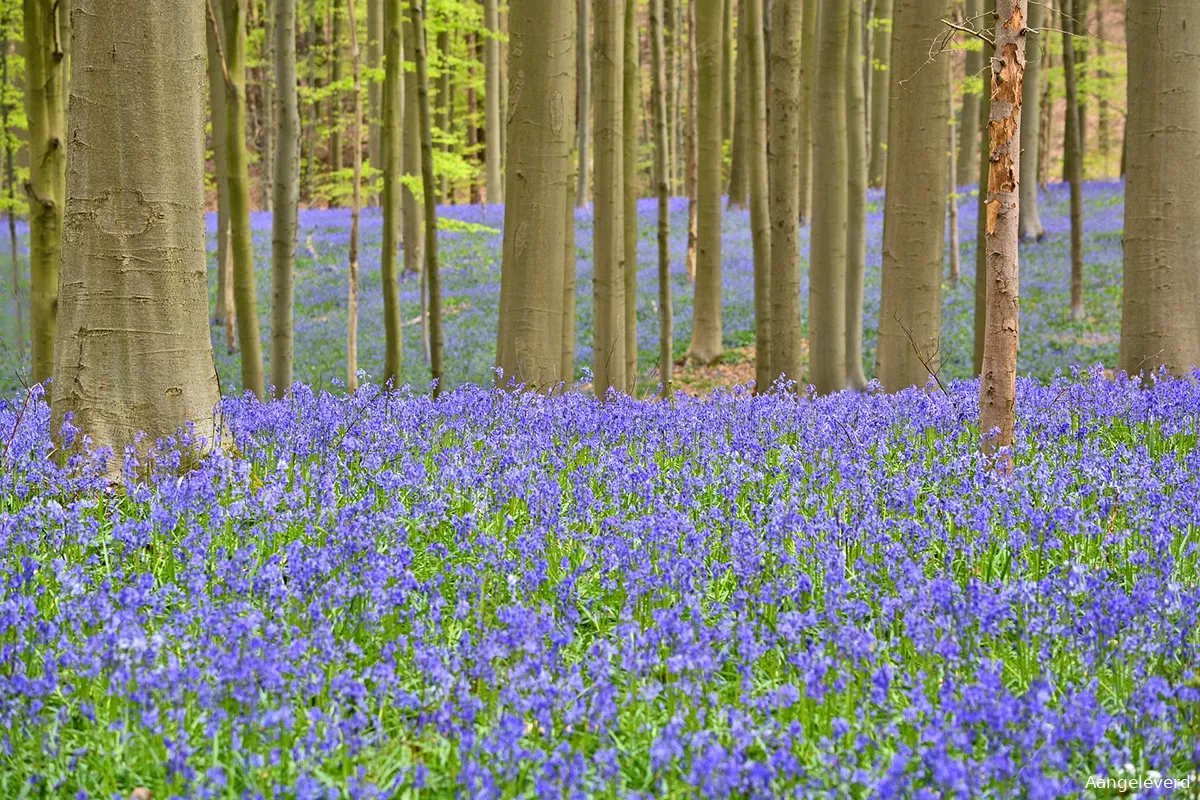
<box><xmin>484</xmin><ymin>0</ymin><xmax>503</xmax><ymax>204</ymax></box>
<box><xmin>947</xmin><ymin>53</ymin><xmax>960</xmax><ymax>287</ymax></box>
<box><xmin>956</xmin><ymin>0</ymin><xmax>982</xmax><ymax>188</ymax></box>
<box><xmin>979</xmin><ymin>0</ymin><xmax>1027</xmax><ymax>462</ymax></box>
<box><xmin>844</xmin><ymin>0</ymin><xmax>868</xmax><ymax>390</ymax></box>
<box><xmin>563</xmin><ymin>164</ymin><xmax>579</xmax><ymax>383</ymax></box>
<box><xmin>272</xmin><ymin>0</ymin><xmax>300</xmax><ymax>398</ymax></box>
<box><xmin>867</xmin><ymin>0</ymin><xmax>892</xmax><ymax>189</ymax></box>
<box><xmin>1070</xmin><ymin>0</ymin><xmax>1088</xmax><ymax>175</ymax></box>
<box><xmin>1061</xmin><ymin>0</ymin><xmax>1085</xmax><ymax>320</ymax></box>
<box><xmin>24</xmin><ymin>0</ymin><xmax>68</xmax><ymax>385</ymax></box>
<box><xmin>380</xmin><ymin>0</ymin><xmax>404</xmax><ymax>385</ymax></box>
<box><xmin>1095</xmin><ymin>2</ymin><xmax>1110</xmax><ymax>174</ymax></box>
<box><xmin>973</xmin><ymin>26</ymin><xmax>992</xmax><ymax>376</ymax></box>
<box><xmin>206</xmin><ymin>8</ymin><xmax>236</xmax><ymax>353</ymax></box>
<box><xmin>304</xmin><ymin>0</ymin><xmax>320</xmax><ymax>202</ymax></box>
<box><xmin>368</xmin><ymin>0</ymin><xmax>383</xmax><ymax>201</ymax></box>
<box><xmin>263</xmin><ymin>0</ymin><xmax>275</xmax><ymax>213</ymax></box>
<box><xmin>664</xmin><ymin>0</ymin><xmax>677</xmax><ymax>194</ymax></box>
<box><xmin>727</xmin><ymin>0</ymin><xmax>749</xmax><ymax>208</ymax></box>
<box><xmin>809</xmin><ymin>0</ymin><xmax>848</xmax><ymax>394</ymax></box>
<box><xmin>740</xmin><ymin>0</ymin><xmax>770</xmax><ymax>388</ymax></box>
<box><xmin>497</xmin><ymin>0</ymin><xmax>574</xmax><ymax>390</ymax></box>
<box><xmin>876</xmin><ymin>0</ymin><xmax>950</xmax><ymax>392</ymax></box>
<box><xmin>412</xmin><ymin>0</ymin><xmax>443</xmax><ymax>394</ymax></box>
<box><xmin>687</xmin><ymin>0</ymin><xmax>724</xmax><ymax>365</ymax></box>
<box><xmin>1119</xmin><ymin>0</ymin><xmax>1200</xmax><ymax>377</ymax></box>
<box><xmin>223</xmin><ymin>0</ymin><xmax>266</xmax><ymax>399</ymax></box>
<box><xmin>623</xmin><ymin>0</ymin><xmax>640</xmax><ymax>388</ymax></box>
<box><xmin>329</xmin><ymin>0</ymin><xmax>343</xmax><ymax>193</ymax></box>
<box><xmin>52</xmin><ymin>0</ymin><xmax>221</xmax><ymax>472</ymax></box>
<box><xmin>576</xmin><ymin>0</ymin><xmax>592</xmax><ymax>206</ymax></box>
<box><xmin>651</xmin><ymin>0</ymin><xmax>673</xmax><ymax>391</ymax></box>
<box><xmin>401</xmin><ymin>16</ymin><xmax>424</xmax><ymax>280</ymax></box>
<box><xmin>768</xmin><ymin>0</ymin><xmax>802</xmax><ymax>387</ymax></box>
<box><xmin>593</xmin><ymin>0</ymin><xmax>627</xmax><ymax>394</ymax></box>
<box><xmin>796</xmin><ymin>0</ymin><xmax>817</xmax><ymax>222</ymax></box>
<box><xmin>722</xmin><ymin>0</ymin><xmax>735</xmax><ymax>144</ymax></box>
<box><xmin>1018</xmin><ymin>0</ymin><xmax>1045</xmax><ymax>240</ymax></box>
<box><xmin>346</xmin><ymin>0</ymin><xmax>362</xmax><ymax>391</ymax></box>
<box><xmin>685</xmin><ymin>0</ymin><xmax>698</xmax><ymax>282</ymax></box>
<box><xmin>3</xmin><ymin>43</ymin><xmax>23</xmax><ymax>366</ymax></box>
<box><xmin>437</xmin><ymin>30</ymin><xmax>451</xmax><ymax>201</ymax></box>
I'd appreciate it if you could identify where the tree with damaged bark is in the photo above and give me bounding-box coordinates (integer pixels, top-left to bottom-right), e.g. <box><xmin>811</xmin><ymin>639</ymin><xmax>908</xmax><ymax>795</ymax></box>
<box><xmin>51</xmin><ymin>0</ymin><xmax>221</xmax><ymax>472</ymax></box>
<box><xmin>496</xmin><ymin>0</ymin><xmax>574</xmax><ymax>389</ymax></box>
<box><xmin>809</xmin><ymin>0</ymin><xmax>848</xmax><ymax>395</ymax></box>
<box><xmin>1120</xmin><ymin>0</ymin><xmax>1200</xmax><ymax>377</ymax></box>
<box><xmin>24</xmin><ymin>0</ymin><xmax>67</xmax><ymax>384</ymax></box>
<box><xmin>272</xmin><ymin>0</ymin><xmax>300</xmax><ymax>398</ymax></box>
<box><xmin>877</xmin><ymin>0</ymin><xmax>951</xmax><ymax>392</ymax></box>
<box><xmin>979</xmin><ymin>0</ymin><xmax>1027</xmax><ymax>459</ymax></box>
<box><xmin>687</xmin><ymin>0</ymin><xmax>725</xmax><ymax>365</ymax></box>
<box><xmin>593</xmin><ymin>0</ymin><xmax>626</xmax><ymax>395</ymax></box>
<box><xmin>767</xmin><ymin>0</ymin><xmax>802</xmax><ymax>386</ymax></box>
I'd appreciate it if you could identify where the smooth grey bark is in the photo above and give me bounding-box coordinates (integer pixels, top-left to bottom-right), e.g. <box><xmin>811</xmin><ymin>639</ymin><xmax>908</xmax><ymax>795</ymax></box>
<box><xmin>24</xmin><ymin>0</ymin><xmax>67</xmax><ymax>384</ymax></box>
<box><xmin>593</xmin><ymin>0</ymin><xmax>627</xmax><ymax>394</ymax></box>
<box><xmin>1120</xmin><ymin>0</ymin><xmax>1200</xmax><ymax>376</ymax></box>
<box><xmin>867</xmin><ymin>0</ymin><xmax>892</xmax><ymax>189</ymax></box>
<box><xmin>367</xmin><ymin>0</ymin><xmax>383</xmax><ymax>199</ymax></box>
<box><xmin>576</xmin><ymin>0</ymin><xmax>592</xmax><ymax>206</ymax></box>
<box><xmin>1061</xmin><ymin>0</ymin><xmax>1085</xmax><ymax>320</ymax></box>
<box><xmin>412</xmin><ymin>0</ymin><xmax>443</xmax><ymax>394</ymax></box>
<box><xmin>727</xmin><ymin>0</ymin><xmax>749</xmax><ymax>209</ymax></box>
<box><xmin>876</xmin><ymin>0</ymin><xmax>951</xmax><ymax>392</ymax></box>
<box><xmin>768</xmin><ymin>0</ymin><xmax>802</xmax><ymax>386</ymax></box>
<box><xmin>687</xmin><ymin>0</ymin><xmax>725</xmax><ymax>365</ymax></box>
<box><xmin>346</xmin><ymin>0</ymin><xmax>363</xmax><ymax>390</ymax></box>
<box><xmin>52</xmin><ymin>0</ymin><xmax>221</xmax><ymax>472</ymax></box>
<box><xmin>272</xmin><ymin>0</ymin><xmax>300</xmax><ymax>397</ymax></box>
<box><xmin>1018</xmin><ymin>0</ymin><xmax>1045</xmax><ymax>241</ymax></box>
<box><xmin>845</xmin><ymin>0</ymin><xmax>868</xmax><ymax>390</ymax></box>
<box><xmin>796</xmin><ymin>0</ymin><xmax>817</xmax><ymax>221</ymax></box>
<box><xmin>745</xmin><ymin>0</ymin><xmax>771</xmax><ymax>389</ymax></box>
<box><xmin>3</xmin><ymin>42</ymin><xmax>22</xmax><ymax>365</ymax></box>
<box><xmin>623</xmin><ymin>0</ymin><xmax>640</xmax><ymax>388</ymax></box>
<box><xmin>956</xmin><ymin>0</ymin><xmax>982</xmax><ymax>188</ymax></box>
<box><xmin>223</xmin><ymin>0</ymin><xmax>266</xmax><ymax>399</ymax></box>
<box><xmin>484</xmin><ymin>0</ymin><xmax>503</xmax><ymax>204</ymax></box>
<box><xmin>809</xmin><ymin>0</ymin><xmax>848</xmax><ymax>394</ymax></box>
<box><xmin>402</xmin><ymin>15</ymin><xmax>423</xmax><ymax>277</ymax></box>
<box><xmin>651</xmin><ymin>0</ymin><xmax>673</xmax><ymax>391</ymax></box>
<box><xmin>380</xmin><ymin>0</ymin><xmax>403</xmax><ymax>384</ymax></box>
<box><xmin>206</xmin><ymin>0</ymin><xmax>236</xmax><ymax>354</ymax></box>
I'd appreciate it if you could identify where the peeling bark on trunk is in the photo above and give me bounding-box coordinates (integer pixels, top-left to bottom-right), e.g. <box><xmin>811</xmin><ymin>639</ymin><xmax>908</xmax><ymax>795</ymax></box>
<box><xmin>380</xmin><ymin>0</ymin><xmax>403</xmax><ymax>385</ymax></box>
<box><xmin>52</xmin><ymin>0</ymin><xmax>221</xmax><ymax>474</ymax></box>
<box><xmin>1119</xmin><ymin>0</ymin><xmax>1200</xmax><ymax>377</ymax></box>
<box><xmin>25</xmin><ymin>0</ymin><xmax>68</xmax><ymax>384</ymax></box>
<box><xmin>273</xmin><ymin>0</ymin><xmax>300</xmax><ymax>398</ymax></box>
<box><xmin>876</xmin><ymin>0</ymin><xmax>950</xmax><ymax>392</ymax></box>
<box><xmin>809</xmin><ymin>0</ymin><xmax>848</xmax><ymax>394</ymax></box>
<box><xmin>973</xmin><ymin>27</ymin><xmax>992</xmax><ymax>376</ymax></box>
<box><xmin>593</xmin><ymin>0</ymin><xmax>627</xmax><ymax>394</ymax></box>
<box><xmin>979</xmin><ymin>0</ymin><xmax>1027</xmax><ymax>462</ymax></box>
<box><xmin>1017</xmin><ymin>0</ymin><xmax>1045</xmax><ymax>240</ymax></box>
<box><xmin>651</xmin><ymin>0</ymin><xmax>673</xmax><ymax>391</ymax></box>
<box><xmin>496</xmin><ymin>0</ymin><xmax>573</xmax><ymax>390</ymax></box>
<box><xmin>687</xmin><ymin>0</ymin><xmax>724</xmax><ymax>365</ymax></box>
<box><xmin>768</xmin><ymin>0</ymin><xmax>802</xmax><ymax>387</ymax></box>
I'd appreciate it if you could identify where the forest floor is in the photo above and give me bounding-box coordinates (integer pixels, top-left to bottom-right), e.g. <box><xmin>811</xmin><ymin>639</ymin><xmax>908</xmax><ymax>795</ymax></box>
<box><xmin>0</xmin><ymin>181</ymin><xmax>1124</xmax><ymax>397</ymax></box>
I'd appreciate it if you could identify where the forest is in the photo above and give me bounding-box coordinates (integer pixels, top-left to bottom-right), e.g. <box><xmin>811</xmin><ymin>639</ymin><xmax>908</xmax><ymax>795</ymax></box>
<box><xmin>1</xmin><ymin>0</ymin><xmax>1199</xmax><ymax>797</ymax></box>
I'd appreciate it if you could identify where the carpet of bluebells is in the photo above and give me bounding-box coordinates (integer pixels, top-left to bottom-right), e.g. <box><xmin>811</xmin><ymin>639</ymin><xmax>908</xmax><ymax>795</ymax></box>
<box><xmin>2</xmin><ymin>371</ymin><xmax>1200</xmax><ymax>797</ymax></box>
